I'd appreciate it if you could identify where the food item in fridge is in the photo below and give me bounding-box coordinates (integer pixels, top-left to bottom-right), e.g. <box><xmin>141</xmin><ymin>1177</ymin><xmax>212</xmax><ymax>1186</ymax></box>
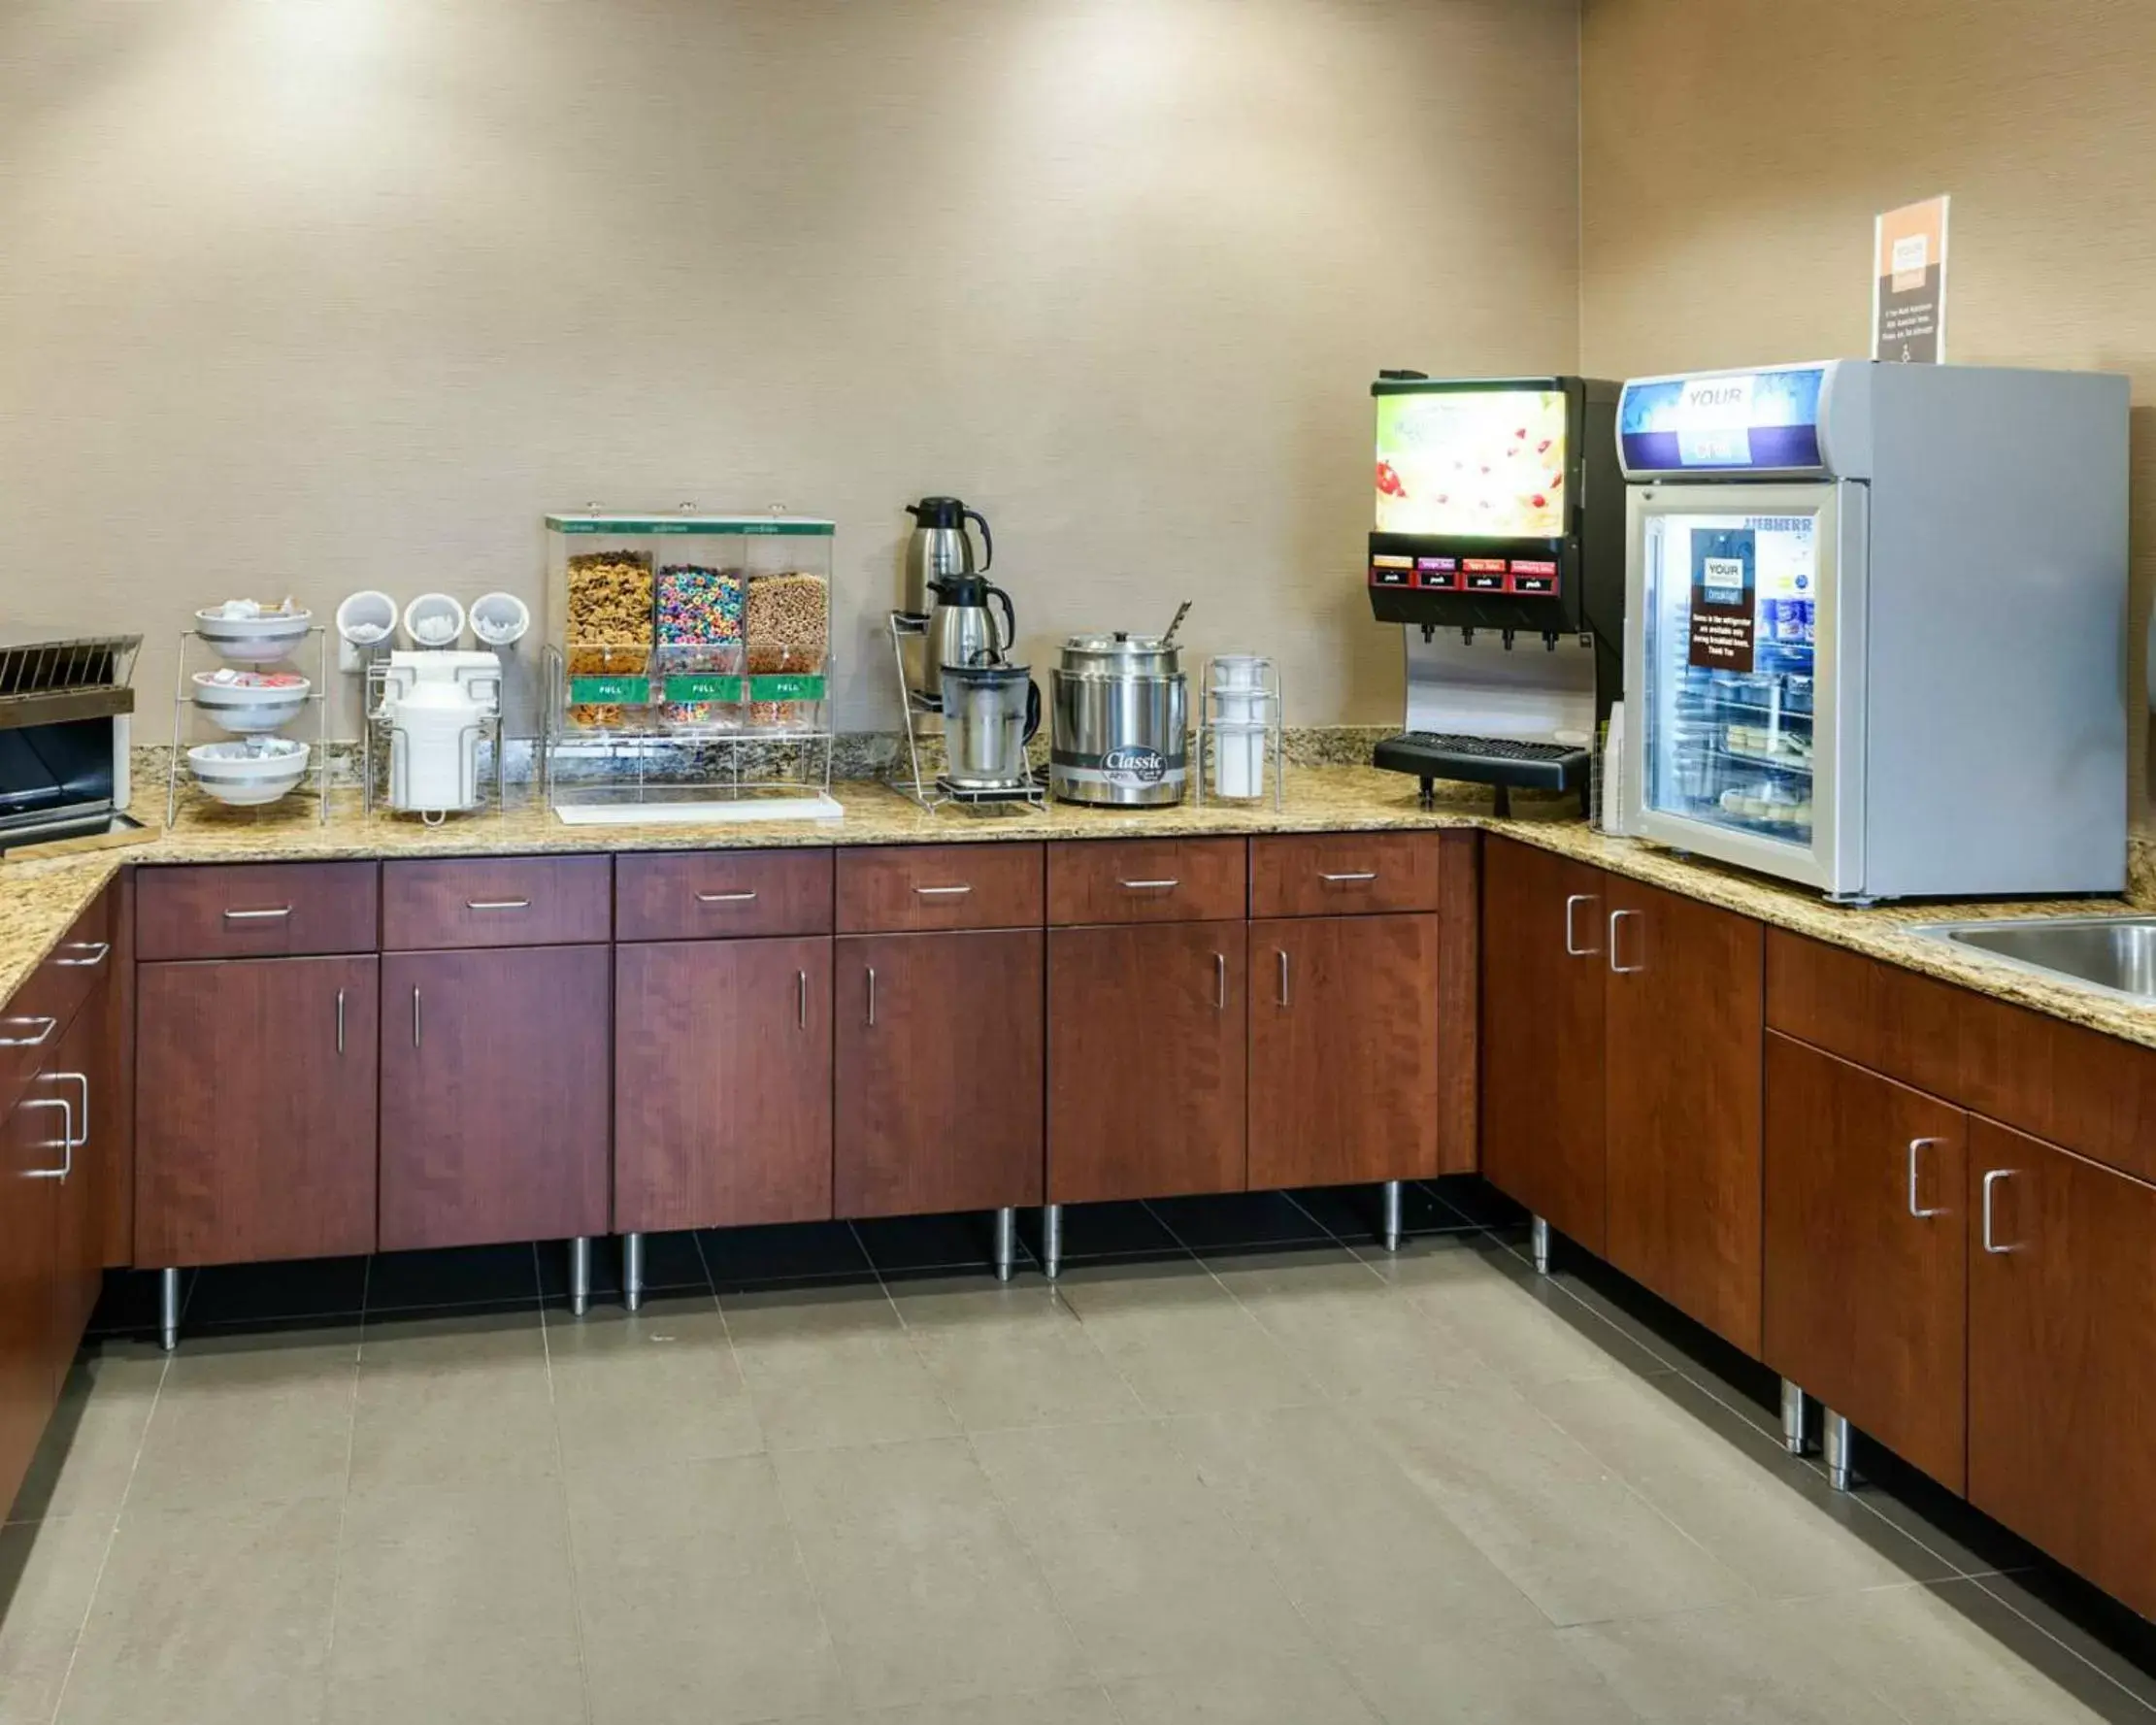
<box><xmin>566</xmin><ymin>550</ymin><xmax>654</xmax><ymax>728</ymax></box>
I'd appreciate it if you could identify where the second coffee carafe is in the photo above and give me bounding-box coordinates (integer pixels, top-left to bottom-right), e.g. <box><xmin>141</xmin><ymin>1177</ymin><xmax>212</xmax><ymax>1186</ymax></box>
<box><xmin>924</xmin><ymin>571</ymin><xmax>1016</xmax><ymax>708</ymax></box>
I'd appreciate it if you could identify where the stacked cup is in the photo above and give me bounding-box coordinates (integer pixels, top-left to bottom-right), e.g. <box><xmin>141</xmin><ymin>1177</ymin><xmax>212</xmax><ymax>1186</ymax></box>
<box><xmin>1209</xmin><ymin>654</ymin><xmax>1272</xmax><ymax>800</ymax></box>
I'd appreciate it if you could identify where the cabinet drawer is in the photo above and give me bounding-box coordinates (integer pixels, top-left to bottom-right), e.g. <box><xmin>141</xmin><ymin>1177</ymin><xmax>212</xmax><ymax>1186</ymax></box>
<box><xmin>137</xmin><ymin>861</ymin><xmax>379</xmax><ymax>962</ymax></box>
<box><xmin>0</xmin><ymin>888</ymin><xmax>116</xmax><ymax>1108</ymax></box>
<box><xmin>836</xmin><ymin>844</ymin><xmax>1044</xmax><ymax>933</ymax></box>
<box><xmin>1250</xmin><ymin>832</ymin><xmax>1442</xmax><ymax>917</ymax></box>
<box><xmin>1767</xmin><ymin>929</ymin><xmax>2156</xmax><ymax>1188</ymax></box>
<box><xmin>615</xmin><ymin>848</ymin><xmax>834</xmax><ymax>942</ymax></box>
<box><xmin>382</xmin><ymin>855</ymin><xmax>612</xmax><ymax>950</ymax></box>
<box><xmin>1047</xmin><ymin>839</ymin><xmax>1245</xmax><ymax>925</ymax></box>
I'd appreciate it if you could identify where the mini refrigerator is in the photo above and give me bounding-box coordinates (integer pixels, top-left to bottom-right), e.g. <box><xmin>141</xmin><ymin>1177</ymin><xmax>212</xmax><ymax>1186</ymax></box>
<box><xmin>1618</xmin><ymin>359</ymin><xmax>2129</xmax><ymax>901</ymax></box>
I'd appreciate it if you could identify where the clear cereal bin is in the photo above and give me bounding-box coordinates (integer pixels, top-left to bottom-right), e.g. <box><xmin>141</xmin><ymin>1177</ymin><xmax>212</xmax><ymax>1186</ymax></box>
<box><xmin>543</xmin><ymin>512</ymin><xmax>833</xmax><ymax>735</ymax></box>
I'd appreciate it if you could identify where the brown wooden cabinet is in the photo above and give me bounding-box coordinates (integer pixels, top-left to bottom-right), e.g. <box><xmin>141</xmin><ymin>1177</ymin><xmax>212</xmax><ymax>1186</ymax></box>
<box><xmin>615</xmin><ymin>936</ymin><xmax>833</xmax><ymax>1231</ymax></box>
<box><xmin>1763</xmin><ymin>1034</ymin><xmax>1968</xmax><ymax>1491</ymax></box>
<box><xmin>1248</xmin><ymin>912</ymin><xmax>1440</xmax><ymax>1188</ymax></box>
<box><xmin>0</xmin><ymin>1078</ymin><xmax>61</xmax><ymax>1514</ymax></box>
<box><xmin>834</xmin><ymin>929</ymin><xmax>1043</xmax><ymax>1216</ymax></box>
<box><xmin>379</xmin><ymin>945</ymin><xmax>611</xmax><ymax>1250</ymax></box>
<box><xmin>45</xmin><ymin>986</ymin><xmax>112</xmax><ymax>1369</ymax></box>
<box><xmin>1968</xmin><ymin>1119</ymin><xmax>2156</xmax><ymax>1620</ymax></box>
<box><xmin>1048</xmin><ymin>923</ymin><xmax>1244</xmax><ymax>1203</ymax></box>
<box><xmin>1603</xmin><ymin>876</ymin><xmax>1764</xmax><ymax>1353</ymax></box>
<box><xmin>1480</xmin><ymin>837</ymin><xmax>1608</xmax><ymax>1251</ymax></box>
<box><xmin>136</xmin><ymin>955</ymin><xmax>380</xmax><ymax>1267</ymax></box>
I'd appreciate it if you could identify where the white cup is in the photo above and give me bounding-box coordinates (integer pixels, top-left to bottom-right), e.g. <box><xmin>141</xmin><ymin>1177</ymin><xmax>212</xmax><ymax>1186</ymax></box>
<box><xmin>335</xmin><ymin>590</ymin><xmax>397</xmax><ymax>671</ymax></box>
<box><xmin>1211</xmin><ymin>653</ymin><xmax>1268</xmax><ymax>691</ymax></box>
<box><xmin>402</xmin><ymin>593</ymin><xmax>466</xmax><ymax>650</ymax></box>
<box><xmin>470</xmin><ymin>591</ymin><xmax>531</xmax><ymax>647</ymax></box>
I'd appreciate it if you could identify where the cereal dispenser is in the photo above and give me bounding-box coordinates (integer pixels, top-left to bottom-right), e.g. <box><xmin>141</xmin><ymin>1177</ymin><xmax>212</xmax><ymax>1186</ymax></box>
<box><xmin>541</xmin><ymin>509</ymin><xmax>837</xmax><ymax>823</ymax></box>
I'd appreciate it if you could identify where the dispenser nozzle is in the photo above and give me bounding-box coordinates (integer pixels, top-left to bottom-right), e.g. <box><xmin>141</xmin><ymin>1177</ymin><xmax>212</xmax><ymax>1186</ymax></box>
<box><xmin>1420</xmin><ymin>624</ymin><xmax>1435</xmax><ymax>643</ymax></box>
<box><xmin>1501</xmin><ymin>629</ymin><xmax>1515</xmax><ymax>651</ymax></box>
<box><xmin>1543</xmin><ymin>631</ymin><xmax>1560</xmax><ymax>652</ymax></box>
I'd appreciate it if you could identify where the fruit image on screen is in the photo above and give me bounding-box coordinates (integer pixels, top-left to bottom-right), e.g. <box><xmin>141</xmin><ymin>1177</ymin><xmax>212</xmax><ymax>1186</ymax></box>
<box><xmin>1375</xmin><ymin>389</ymin><xmax>1567</xmax><ymax>537</ymax></box>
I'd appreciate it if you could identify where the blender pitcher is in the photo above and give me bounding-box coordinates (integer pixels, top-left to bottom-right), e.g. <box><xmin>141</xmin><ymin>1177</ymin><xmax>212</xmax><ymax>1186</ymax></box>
<box><xmin>941</xmin><ymin>660</ymin><xmax>1041</xmax><ymax>788</ymax></box>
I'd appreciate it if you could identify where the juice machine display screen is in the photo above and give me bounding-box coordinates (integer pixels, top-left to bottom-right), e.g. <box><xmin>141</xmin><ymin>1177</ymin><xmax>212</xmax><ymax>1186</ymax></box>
<box><xmin>1374</xmin><ymin>388</ymin><xmax>1568</xmax><ymax>539</ymax></box>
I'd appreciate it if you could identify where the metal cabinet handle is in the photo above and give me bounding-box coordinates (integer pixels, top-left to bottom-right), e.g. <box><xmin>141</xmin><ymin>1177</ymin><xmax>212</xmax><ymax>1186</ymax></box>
<box><xmin>866</xmin><ymin>966</ymin><xmax>877</xmax><ymax>1026</ymax></box>
<box><xmin>1213</xmin><ymin>951</ymin><xmax>1227</xmax><ymax>1011</ymax></box>
<box><xmin>465</xmin><ymin>898</ymin><xmax>530</xmax><ymax>912</ymax></box>
<box><xmin>412</xmin><ymin>986</ymin><xmax>422</xmax><ymax>1047</ymax></box>
<box><xmin>222</xmin><ymin>906</ymin><xmax>292</xmax><ymax>921</ymax></box>
<box><xmin>1277</xmin><ymin>948</ymin><xmax>1290</xmax><ymax>1007</ymax></box>
<box><xmin>696</xmin><ymin>889</ymin><xmax>759</xmax><ymax>904</ymax></box>
<box><xmin>1980</xmin><ymin>1169</ymin><xmax>2020</xmax><ymax>1253</ymax></box>
<box><xmin>1118</xmin><ymin>878</ymin><xmax>1179</xmax><ymax>891</ymax></box>
<box><xmin>1608</xmin><ymin>909</ymin><xmax>1644</xmax><ymax>975</ymax></box>
<box><xmin>53</xmin><ymin>941</ymin><xmax>112</xmax><ymax>967</ymax></box>
<box><xmin>797</xmin><ymin>969</ymin><xmax>809</xmax><ymax>1030</ymax></box>
<box><xmin>1563</xmin><ymin>893</ymin><xmax>1602</xmax><ymax>957</ymax></box>
<box><xmin>1907</xmin><ymin>1138</ymin><xmax>1949</xmax><ymax>1218</ymax></box>
<box><xmin>913</xmin><ymin>884</ymin><xmax>973</xmax><ymax>898</ymax></box>
<box><xmin>55</xmin><ymin>1071</ymin><xmax>87</xmax><ymax>1148</ymax></box>
<box><xmin>0</xmin><ymin>1015</ymin><xmax>57</xmax><ymax>1047</ymax></box>
<box><xmin>1318</xmin><ymin>870</ymin><xmax>1377</xmax><ymax>883</ymax></box>
<box><xmin>21</xmin><ymin>1097</ymin><xmax>73</xmax><ymax>1178</ymax></box>
<box><xmin>336</xmin><ymin>988</ymin><xmax>347</xmax><ymax>1054</ymax></box>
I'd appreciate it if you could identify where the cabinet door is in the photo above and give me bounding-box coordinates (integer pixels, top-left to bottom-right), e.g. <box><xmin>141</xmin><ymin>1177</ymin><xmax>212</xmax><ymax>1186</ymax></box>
<box><xmin>1763</xmin><ymin>1034</ymin><xmax>1967</xmax><ymax>1490</ymax></box>
<box><xmin>1603</xmin><ymin>878</ymin><xmax>1764</xmax><ymax>1352</ymax></box>
<box><xmin>46</xmin><ymin>986</ymin><xmax>114</xmax><ymax>1367</ymax></box>
<box><xmin>1048</xmin><ymin>923</ymin><xmax>1244</xmax><ymax>1203</ymax></box>
<box><xmin>1969</xmin><ymin>1121</ymin><xmax>2156</xmax><ymax>1620</ymax></box>
<box><xmin>136</xmin><ymin>956</ymin><xmax>380</xmax><ymax>1267</ymax></box>
<box><xmin>834</xmin><ymin>930</ymin><xmax>1043</xmax><ymax>1217</ymax></box>
<box><xmin>1480</xmin><ymin>840</ymin><xmax>1607</xmax><ymax>1250</ymax></box>
<box><xmin>615</xmin><ymin>937</ymin><xmax>833</xmax><ymax>1232</ymax></box>
<box><xmin>1248</xmin><ymin>913</ymin><xmax>1440</xmax><ymax>1188</ymax></box>
<box><xmin>0</xmin><ymin>1087</ymin><xmax>60</xmax><ymax>1514</ymax></box>
<box><xmin>380</xmin><ymin>945</ymin><xmax>612</xmax><ymax>1250</ymax></box>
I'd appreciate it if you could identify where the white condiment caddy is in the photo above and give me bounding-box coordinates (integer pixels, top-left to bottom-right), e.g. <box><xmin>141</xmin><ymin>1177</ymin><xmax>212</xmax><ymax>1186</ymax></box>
<box><xmin>1193</xmin><ymin>653</ymin><xmax>1283</xmax><ymax>810</ymax></box>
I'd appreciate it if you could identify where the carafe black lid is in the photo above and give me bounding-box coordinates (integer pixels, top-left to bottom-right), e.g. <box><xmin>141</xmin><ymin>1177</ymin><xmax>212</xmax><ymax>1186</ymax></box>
<box><xmin>907</xmin><ymin>496</ymin><xmax>967</xmax><ymax>528</ymax></box>
<box><xmin>929</xmin><ymin>572</ymin><xmax>993</xmax><ymax>605</ymax></box>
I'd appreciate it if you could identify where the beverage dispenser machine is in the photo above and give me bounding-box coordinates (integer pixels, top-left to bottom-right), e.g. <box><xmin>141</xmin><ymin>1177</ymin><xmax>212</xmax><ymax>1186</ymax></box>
<box><xmin>1617</xmin><ymin>358</ymin><xmax>2128</xmax><ymax>899</ymax></box>
<box><xmin>1366</xmin><ymin>374</ymin><xmax>1625</xmax><ymax>810</ymax></box>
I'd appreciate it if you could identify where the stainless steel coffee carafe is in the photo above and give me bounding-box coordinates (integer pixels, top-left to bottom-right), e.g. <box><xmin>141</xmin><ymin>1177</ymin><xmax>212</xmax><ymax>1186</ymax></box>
<box><xmin>923</xmin><ymin>573</ymin><xmax>1016</xmax><ymax>710</ymax></box>
<box><xmin>902</xmin><ymin>496</ymin><xmax>993</xmax><ymax>617</ymax></box>
<box><xmin>902</xmin><ymin>497</ymin><xmax>996</xmax><ymax>707</ymax></box>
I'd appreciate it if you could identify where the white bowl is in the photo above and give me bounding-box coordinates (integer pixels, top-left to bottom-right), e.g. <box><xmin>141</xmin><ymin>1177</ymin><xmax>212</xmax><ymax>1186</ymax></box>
<box><xmin>194</xmin><ymin>607</ymin><xmax>313</xmax><ymax>663</ymax></box>
<box><xmin>191</xmin><ymin>671</ymin><xmax>312</xmax><ymax>733</ymax></box>
<box><xmin>187</xmin><ymin>739</ymin><xmax>311</xmax><ymax>806</ymax></box>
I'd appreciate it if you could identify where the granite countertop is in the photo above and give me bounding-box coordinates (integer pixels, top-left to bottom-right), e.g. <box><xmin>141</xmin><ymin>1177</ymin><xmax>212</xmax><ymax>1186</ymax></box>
<box><xmin>2</xmin><ymin>767</ymin><xmax>2151</xmax><ymax>1049</ymax></box>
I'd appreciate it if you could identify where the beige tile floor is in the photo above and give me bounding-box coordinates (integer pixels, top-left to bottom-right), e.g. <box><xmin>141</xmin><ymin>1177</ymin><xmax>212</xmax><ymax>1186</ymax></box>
<box><xmin>2</xmin><ymin>1197</ymin><xmax>2151</xmax><ymax>1725</ymax></box>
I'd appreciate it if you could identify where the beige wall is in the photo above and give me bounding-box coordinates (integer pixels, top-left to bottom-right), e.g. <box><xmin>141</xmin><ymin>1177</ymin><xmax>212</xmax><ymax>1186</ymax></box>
<box><xmin>1581</xmin><ymin>0</ymin><xmax>2156</xmax><ymax>823</ymax></box>
<box><xmin>0</xmin><ymin>0</ymin><xmax>1580</xmax><ymax>736</ymax></box>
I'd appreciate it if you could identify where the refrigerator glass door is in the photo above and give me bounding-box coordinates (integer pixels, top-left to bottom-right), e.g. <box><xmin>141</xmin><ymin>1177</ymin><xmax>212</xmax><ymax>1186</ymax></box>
<box><xmin>1626</xmin><ymin>481</ymin><xmax>1862</xmax><ymax>892</ymax></box>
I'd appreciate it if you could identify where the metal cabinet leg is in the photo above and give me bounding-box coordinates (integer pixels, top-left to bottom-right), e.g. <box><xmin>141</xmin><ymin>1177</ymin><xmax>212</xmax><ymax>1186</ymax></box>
<box><xmin>158</xmin><ymin>1266</ymin><xmax>182</xmax><ymax>1353</ymax></box>
<box><xmin>1823</xmin><ymin>1410</ymin><xmax>1857</xmax><ymax>1492</ymax></box>
<box><xmin>568</xmin><ymin>1237</ymin><xmax>593</xmax><ymax>1317</ymax></box>
<box><xmin>992</xmin><ymin>1208</ymin><xmax>1018</xmax><ymax>1282</ymax></box>
<box><xmin>1380</xmin><ymin>1180</ymin><xmax>1404</xmax><ymax>1252</ymax></box>
<box><xmin>1780</xmin><ymin>1379</ymin><xmax>1813</xmax><ymax>1456</ymax></box>
<box><xmin>1530</xmin><ymin>1215</ymin><xmax>1552</xmax><ymax>1275</ymax></box>
<box><xmin>622</xmin><ymin>1233</ymin><xmax>646</xmax><ymax>1312</ymax></box>
<box><xmin>1042</xmin><ymin>1204</ymin><xmax>1063</xmax><ymax>1280</ymax></box>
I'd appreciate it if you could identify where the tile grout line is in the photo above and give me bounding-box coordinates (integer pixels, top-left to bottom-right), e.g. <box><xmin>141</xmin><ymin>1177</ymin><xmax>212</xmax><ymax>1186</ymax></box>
<box><xmin>312</xmin><ymin>1255</ymin><xmax>368</xmax><ymax>1720</ymax></box>
<box><xmin>1447</xmin><ymin>1199</ymin><xmax>2156</xmax><ymax>1713</ymax></box>
<box><xmin>534</xmin><ymin>1242</ymin><xmax>599</xmax><ymax>1725</ymax></box>
<box><xmin>40</xmin><ymin>1343</ymin><xmax>173</xmax><ymax>1725</ymax></box>
<box><xmin>720</xmin><ymin>1224</ymin><xmax>866</xmax><ymax>1714</ymax></box>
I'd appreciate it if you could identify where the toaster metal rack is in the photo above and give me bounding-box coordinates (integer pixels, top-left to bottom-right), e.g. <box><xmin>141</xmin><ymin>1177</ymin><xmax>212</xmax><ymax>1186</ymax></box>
<box><xmin>886</xmin><ymin>612</ymin><xmax>1045</xmax><ymax>813</ymax></box>
<box><xmin>165</xmin><ymin>626</ymin><xmax>331</xmax><ymax>827</ymax></box>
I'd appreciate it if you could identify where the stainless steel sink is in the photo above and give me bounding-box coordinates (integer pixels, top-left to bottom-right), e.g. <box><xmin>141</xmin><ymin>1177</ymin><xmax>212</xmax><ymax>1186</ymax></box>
<box><xmin>1910</xmin><ymin>914</ymin><xmax>2156</xmax><ymax>1001</ymax></box>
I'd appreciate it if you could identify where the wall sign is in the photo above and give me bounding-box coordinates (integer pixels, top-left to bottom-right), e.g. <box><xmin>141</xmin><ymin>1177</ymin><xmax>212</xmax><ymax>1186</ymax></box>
<box><xmin>1873</xmin><ymin>195</ymin><xmax>1949</xmax><ymax>363</ymax></box>
<box><xmin>1687</xmin><ymin>526</ymin><xmax>1757</xmax><ymax>672</ymax></box>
